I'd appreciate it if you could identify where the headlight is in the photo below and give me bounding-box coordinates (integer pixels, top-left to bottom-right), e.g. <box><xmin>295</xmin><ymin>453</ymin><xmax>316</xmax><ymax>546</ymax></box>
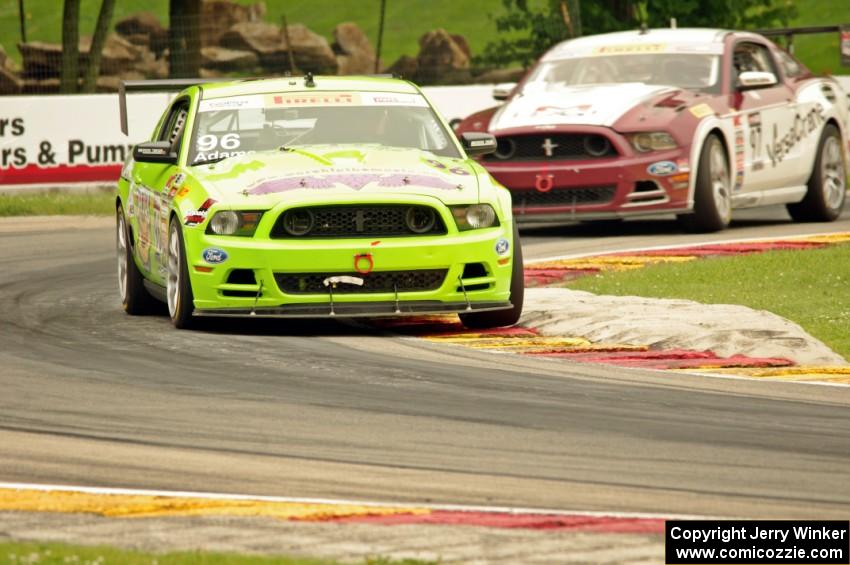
<box><xmin>206</xmin><ymin>210</ymin><xmax>264</xmax><ymax>236</ymax></box>
<box><xmin>627</xmin><ymin>132</ymin><xmax>677</xmax><ymax>153</ymax></box>
<box><xmin>451</xmin><ymin>204</ymin><xmax>499</xmax><ymax>231</ymax></box>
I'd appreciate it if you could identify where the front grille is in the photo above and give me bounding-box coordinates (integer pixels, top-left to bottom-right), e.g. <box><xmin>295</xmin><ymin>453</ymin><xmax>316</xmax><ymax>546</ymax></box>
<box><xmin>275</xmin><ymin>269</ymin><xmax>448</xmax><ymax>294</ymax></box>
<box><xmin>485</xmin><ymin>134</ymin><xmax>617</xmax><ymax>162</ymax></box>
<box><xmin>512</xmin><ymin>186</ymin><xmax>617</xmax><ymax>208</ymax></box>
<box><xmin>270</xmin><ymin>205</ymin><xmax>447</xmax><ymax>238</ymax></box>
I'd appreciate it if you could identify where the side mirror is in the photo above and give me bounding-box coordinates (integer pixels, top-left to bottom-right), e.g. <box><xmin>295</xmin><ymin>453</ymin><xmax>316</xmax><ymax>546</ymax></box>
<box><xmin>737</xmin><ymin>71</ymin><xmax>778</xmax><ymax>90</ymax></box>
<box><xmin>492</xmin><ymin>82</ymin><xmax>517</xmax><ymax>101</ymax></box>
<box><xmin>461</xmin><ymin>132</ymin><xmax>497</xmax><ymax>157</ymax></box>
<box><xmin>133</xmin><ymin>141</ymin><xmax>178</xmax><ymax>164</ymax></box>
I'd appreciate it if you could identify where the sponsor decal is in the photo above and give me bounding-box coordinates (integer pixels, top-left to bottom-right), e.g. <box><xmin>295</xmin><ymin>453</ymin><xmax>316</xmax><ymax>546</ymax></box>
<box><xmin>647</xmin><ymin>160</ymin><xmax>677</xmax><ymax>176</ymax></box>
<box><xmin>765</xmin><ymin>106</ymin><xmax>824</xmax><ymax>167</ymax></box>
<box><xmin>270</xmin><ymin>93</ymin><xmax>357</xmax><ymax>106</ymax></box>
<box><xmin>748</xmin><ymin>112</ymin><xmax>765</xmax><ymax>172</ymax></box>
<box><xmin>198</xmin><ymin>97</ymin><xmax>263</xmax><ymax>112</ymax></box>
<box><xmin>592</xmin><ymin>43</ymin><xmax>666</xmax><ymax>55</ymax></box>
<box><xmin>495</xmin><ymin>238</ymin><xmax>510</xmax><ymax>256</ymax></box>
<box><xmin>688</xmin><ymin>104</ymin><xmax>714</xmax><ymax>119</ymax></box>
<box><xmin>164</xmin><ymin>172</ymin><xmax>186</xmax><ymax>198</ymax></box>
<box><xmin>423</xmin><ymin>158</ymin><xmax>471</xmax><ymax>175</ymax></box>
<box><xmin>184</xmin><ymin>198</ymin><xmax>216</xmax><ymax>226</ymax></box>
<box><xmin>532</xmin><ymin>105</ymin><xmax>593</xmax><ymax>118</ymax></box>
<box><xmin>247</xmin><ymin>171</ymin><xmax>459</xmax><ymax>195</ymax></box>
<box><xmin>734</xmin><ymin>114</ymin><xmax>746</xmax><ymax>191</ymax></box>
<box><xmin>202</xmin><ymin>248</ymin><xmax>229</xmax><ymax>264</ymax></box>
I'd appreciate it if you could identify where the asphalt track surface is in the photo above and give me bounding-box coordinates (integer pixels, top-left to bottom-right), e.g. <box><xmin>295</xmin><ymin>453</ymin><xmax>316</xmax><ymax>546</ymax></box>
<box><xmin>2</xmin><ymin>204</ymin><xmax>850</xmax><ymax>519</ymax></box>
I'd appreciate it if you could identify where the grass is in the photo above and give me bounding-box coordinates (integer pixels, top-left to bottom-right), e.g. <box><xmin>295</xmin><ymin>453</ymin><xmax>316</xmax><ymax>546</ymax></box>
<box><xmin>0</xmin><ymin>541</ymin><xmax>437</xmax><ymax>564</ymax></box>
<box><xmin>567</xmin><ymin>243</ymin><xmax>850</xmax><ymax>360</ymax></box>
<box><xmin>0</xmin><ymin>190</ymin><xmax>114</xmax><ymax>216</ymax></box>
<box><xmin>786</xmin><ymin>0</ymin><xmax>850</xmax><ymax>75</ymax></box>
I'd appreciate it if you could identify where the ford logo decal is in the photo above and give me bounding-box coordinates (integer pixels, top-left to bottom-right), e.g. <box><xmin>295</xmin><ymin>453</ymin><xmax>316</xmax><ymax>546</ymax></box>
<box><xmin>647</xmin><ymin>160</ymin><xmax>677</xmax><ymax>176</ymax></box>
<box><xmin>495</xmin><ymin>238</ymin><xmax>510</xmax><ymax>256</ymax></box>
<box><xmin>202</xmin><ymin>248</ymin><xmax>228</xmax><ymax>264</ymax></box>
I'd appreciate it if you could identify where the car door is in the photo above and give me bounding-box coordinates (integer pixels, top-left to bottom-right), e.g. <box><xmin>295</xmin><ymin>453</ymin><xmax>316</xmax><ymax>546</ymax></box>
<box><xmin>130</xmin><ymin>98</ymin><xmax>189</xmax><ymax>284</ymax></box>
<box><xmin>730</xmin><ymin>40</ymin><xmax>798</xmax><ymax>193</ymax></box>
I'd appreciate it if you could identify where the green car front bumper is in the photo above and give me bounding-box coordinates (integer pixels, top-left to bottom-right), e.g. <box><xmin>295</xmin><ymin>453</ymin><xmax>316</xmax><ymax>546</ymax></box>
<box><xmin>183</xmin><ymin>202</ymin><xmax>515</xmax><ymax>318</ymax></box>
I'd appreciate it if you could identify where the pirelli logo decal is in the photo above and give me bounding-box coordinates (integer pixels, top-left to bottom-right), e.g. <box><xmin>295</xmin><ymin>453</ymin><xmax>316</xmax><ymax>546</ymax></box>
<box><xmin>592</xmin><ymin>43</ymin><xmax>666</xmax><ymax>55</ymax></box>
<box><xmin>271</xmin><ymin>93</ymin><xmax>357</xmax><ymax>106</ymax></box>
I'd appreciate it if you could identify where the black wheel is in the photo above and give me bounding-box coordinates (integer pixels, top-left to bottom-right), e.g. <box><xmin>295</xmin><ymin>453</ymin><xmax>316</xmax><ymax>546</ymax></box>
<box><xmin>677</xmin><ymin>134</ymin><xmax>732</xmax><ymax>233</ymax></box>
<box><xmin>459</xmin><ymin>224</ymin><xmax>524</xmax><ymax>329</ymax></box>
<box><xmin>116</xmin><ymin>203</ymin><xmax>159</xmax><ymax>315</ymax></box>
<box><xmin>166</xmin><ymin>217</ymin><xmax>196</xmax><ymax>329</ymax></box>
<box><xmin>787</xmin><ymin>123</ymin><xmax>846</xmax><ymax>222</ymax></box>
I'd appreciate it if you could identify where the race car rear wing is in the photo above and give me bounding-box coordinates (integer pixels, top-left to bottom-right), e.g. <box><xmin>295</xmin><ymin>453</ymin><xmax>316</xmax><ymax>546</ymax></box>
<box><xmin>118</xmin><ymin>79</ymin><xmax>221</xmax><ymax>135</ymax></box>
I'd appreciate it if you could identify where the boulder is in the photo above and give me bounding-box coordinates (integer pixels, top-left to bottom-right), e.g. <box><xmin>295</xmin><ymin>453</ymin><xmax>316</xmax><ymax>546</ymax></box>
<box><xmin>385</xmin><ymin>54</ymin><xmax>417</xmax><ymax>79</ymax></box>
<box><xmin>115</xmin><ymin>12</ymin><xmax>164</xmax><ymax>37</ymax></box>
<box><xmin>135</xmin><ymin>56</ymin><xmax>169</xmax><ymax>79</ymax></box>
<box><xmin>202</xmin><ymin>0</ymin><xmax>266</xmax><ymax>47</ymax></box>
<box><xmin>201</xmin><ymin>46</ymin><xmax>258</xmax><ymax>71</ymax></box>
<box><xmin>114</xmin><ymin>12</ymin><xmax>168</xmax><ymax>57</ymax></box>
<box><xmin>22</xmin><ymin>78</ymin><xmax>60</xmax><ymax>94</ymax></box>
<box><xmin>0</xmin><ymin>45</ymin><xmax>7</xmax><ymax>68</ymax></box>
<box><xmin>219</xmin><ymin>20</ymin><xmax>281</xmax><ymax>57</ymax></box>
<box><xmin>283</xmin><ymin>24</ymin><xmax>337</xmax><ymax>74</ymax></box>
<box><xmin>18</xmin><ymin>41</ymin><xmax>63</xmax><ymax>78</ymax></box>
<box><xmin>96</xmin><ymin>71</ymin><xmax>144</xmax><ymax>93</ymax></box>
<box><xmin>332</xmin><ymin>22</ymin><xmax>375</xmax><ymax>74</ymax></box>
<box><xmin>450</xmin><ymin>34</ymin><xmax>471</xmax><ymax>59</ymax></box>
<box><xmin>415</xmin><ymin>29</ymin><xmax>470</xmax><ymax>84</ymax></box>
<box><xmin>80</xmin><ymin>33</ymin><xmax>144</xmax><ymax>75</ymax></box>
<box><xmin>0</xmin><ymin>66</ymin><xmax>23</xmax><ymax>95</ymax></box>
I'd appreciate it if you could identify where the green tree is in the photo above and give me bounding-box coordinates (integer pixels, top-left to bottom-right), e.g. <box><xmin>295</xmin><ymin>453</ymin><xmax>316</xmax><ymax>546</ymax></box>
<box><xmin>60</xmin><ymin>0</ymin><xmax>118</xmax><ymax>94</ymax></box>
<box><xmin>169</xmin><ymin>0</ymin><xmax>201</xmax><ymax>78</ymax></box>
<box><xmin>60</xmin><ymin>0</ymin><xmax>81</xmax><ymax>93</ymax></box>
<box><xmin>478</xmin><ymin>0</ymin><xmax>797</xmax><ymax>69</ymax></box>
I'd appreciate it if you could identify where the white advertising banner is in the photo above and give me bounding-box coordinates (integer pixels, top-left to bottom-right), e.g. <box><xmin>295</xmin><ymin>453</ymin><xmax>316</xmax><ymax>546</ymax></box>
<box><xmin>0</xmin><ymin>93</ymin><xmax>175</xmax><ymax>187</ymax></box>
<box><xmin>0</xmin><ymin>85</ymin><xmax>497</xmax><ymax>188</ymax></box>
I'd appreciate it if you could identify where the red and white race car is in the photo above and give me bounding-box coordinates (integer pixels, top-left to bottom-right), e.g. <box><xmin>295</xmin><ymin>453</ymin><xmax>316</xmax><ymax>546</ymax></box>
<box><xmin>457</xmin><ymin>28</ymin><xmax>850</xmax><ymax>231</ymax></box>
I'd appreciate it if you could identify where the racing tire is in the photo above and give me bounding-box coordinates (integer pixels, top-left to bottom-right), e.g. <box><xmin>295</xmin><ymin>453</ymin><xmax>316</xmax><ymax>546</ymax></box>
<box><xmin>116</xmin><ymin>204</ymin><xmax>159</xmax><ymax>315</ymax></box>
<box><xmin>677</xmin><ymin>134</ymin><xmax>732</xmax><ymax>233</ymax></box>
<box><xmin>459</xmin><ymin>224</ymin><xmax>524</xmax><ymax>329</ymax></box>
<box><xmin>167</xmin><ymin>217</ymin><xmax>196</xmax><ymax>329</ymax></box>
<box><xmin>787</xmin><ymin>123</ymin><xmax>846</xmax><ymax>222</ymax></box>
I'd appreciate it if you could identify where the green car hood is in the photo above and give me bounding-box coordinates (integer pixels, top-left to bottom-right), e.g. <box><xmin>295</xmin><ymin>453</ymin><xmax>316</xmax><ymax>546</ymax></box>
<box><xmin>193</xmin><ymin>146</ymin><xmax>481</xmax><ymax>207</ymax></box>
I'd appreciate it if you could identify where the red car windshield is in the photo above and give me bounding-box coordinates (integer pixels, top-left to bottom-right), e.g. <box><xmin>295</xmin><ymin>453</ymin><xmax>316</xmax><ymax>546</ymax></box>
<box><xmin>526</xmin><ymin>54</ymin><xmax>721</xmax><ymax>93</ymax></box>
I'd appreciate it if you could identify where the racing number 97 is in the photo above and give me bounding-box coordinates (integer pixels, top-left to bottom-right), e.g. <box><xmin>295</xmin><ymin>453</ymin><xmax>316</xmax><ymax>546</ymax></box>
<box><xmin>196</xmin><ymin>133</ymin><xmax>241</xmax><ymax>152</ymax></box>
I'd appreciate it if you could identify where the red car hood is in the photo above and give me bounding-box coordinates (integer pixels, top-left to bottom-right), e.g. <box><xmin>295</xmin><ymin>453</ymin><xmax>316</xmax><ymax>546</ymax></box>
<box><xmin>489</xmin><ymin>83</ymin><xmax>681</xmax><ymax>132</ymax></box>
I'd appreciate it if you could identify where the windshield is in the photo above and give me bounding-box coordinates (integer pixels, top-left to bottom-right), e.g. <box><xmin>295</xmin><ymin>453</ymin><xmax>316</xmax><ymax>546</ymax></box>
<box><xmin>189</xmin><ymin>91</ymin><xmax>460</xmax><ymax>165</ymax></box>
<box><xmin>526</xmin><ymin>54</ymin><xmax>721</xmax><ymax>93</ymax></box>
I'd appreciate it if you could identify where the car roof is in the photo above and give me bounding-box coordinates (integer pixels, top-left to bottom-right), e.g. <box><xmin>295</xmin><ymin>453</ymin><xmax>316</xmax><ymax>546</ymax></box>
<box><xmin>542</xmin><ymin>28</ymin><xmax>731</xmax><ymax>61</ymax></box>
<box><xmin>199</xmin><ymin>75</ymin><xmax>421</xmax><ymax>99</ymax></box>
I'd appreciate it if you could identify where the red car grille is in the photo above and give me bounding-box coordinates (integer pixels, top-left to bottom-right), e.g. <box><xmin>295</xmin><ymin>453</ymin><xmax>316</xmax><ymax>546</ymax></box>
<box><xmin>512</xmin><ymin>186</ymin><xmax>617</xmax><ymax>208</ymax></box>
<box><xmin>486</xmin><ymin>134</ymin><xmax>617</xmax><ymax>161</ymax></box>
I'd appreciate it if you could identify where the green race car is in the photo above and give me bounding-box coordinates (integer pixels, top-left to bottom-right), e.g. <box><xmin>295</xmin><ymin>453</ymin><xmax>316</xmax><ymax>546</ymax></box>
<box><xmin>116</xmin><ymin>75</ymin><xmax>523</xmax><ymax>329</ymax></box>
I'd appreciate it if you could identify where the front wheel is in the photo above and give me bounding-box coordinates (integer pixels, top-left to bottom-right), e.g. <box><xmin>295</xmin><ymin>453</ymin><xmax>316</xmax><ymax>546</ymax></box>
<box><xmin>677</xmin><ymin>134</ymin><xmax>732</xmax><ymax>233</ymax></box>
<box><xmin>459</xmin><ymin>224</ymin><xmax>524</xmax><ymax>329</ymax></box>
<box><xmin>787</xmin><ymin>123</ymin><xmax>846</xmax><ymax>222</ymax></box>
<box><xmin>167</xmin><ymin>217</ymin><xmax>196</xmax><ymax>329</ymax></box>
<box><xmin>117</xmin><ymin>204</ymin><xmax>159</xmax><ymax>315</ymax></box>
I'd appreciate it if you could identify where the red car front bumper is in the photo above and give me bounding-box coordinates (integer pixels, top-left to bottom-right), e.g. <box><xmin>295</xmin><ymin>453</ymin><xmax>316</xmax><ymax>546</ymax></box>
<box><xmin>483</xmin><ymin>128</ymin><xmax>693</xmax><ymax>223</ymax></box>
